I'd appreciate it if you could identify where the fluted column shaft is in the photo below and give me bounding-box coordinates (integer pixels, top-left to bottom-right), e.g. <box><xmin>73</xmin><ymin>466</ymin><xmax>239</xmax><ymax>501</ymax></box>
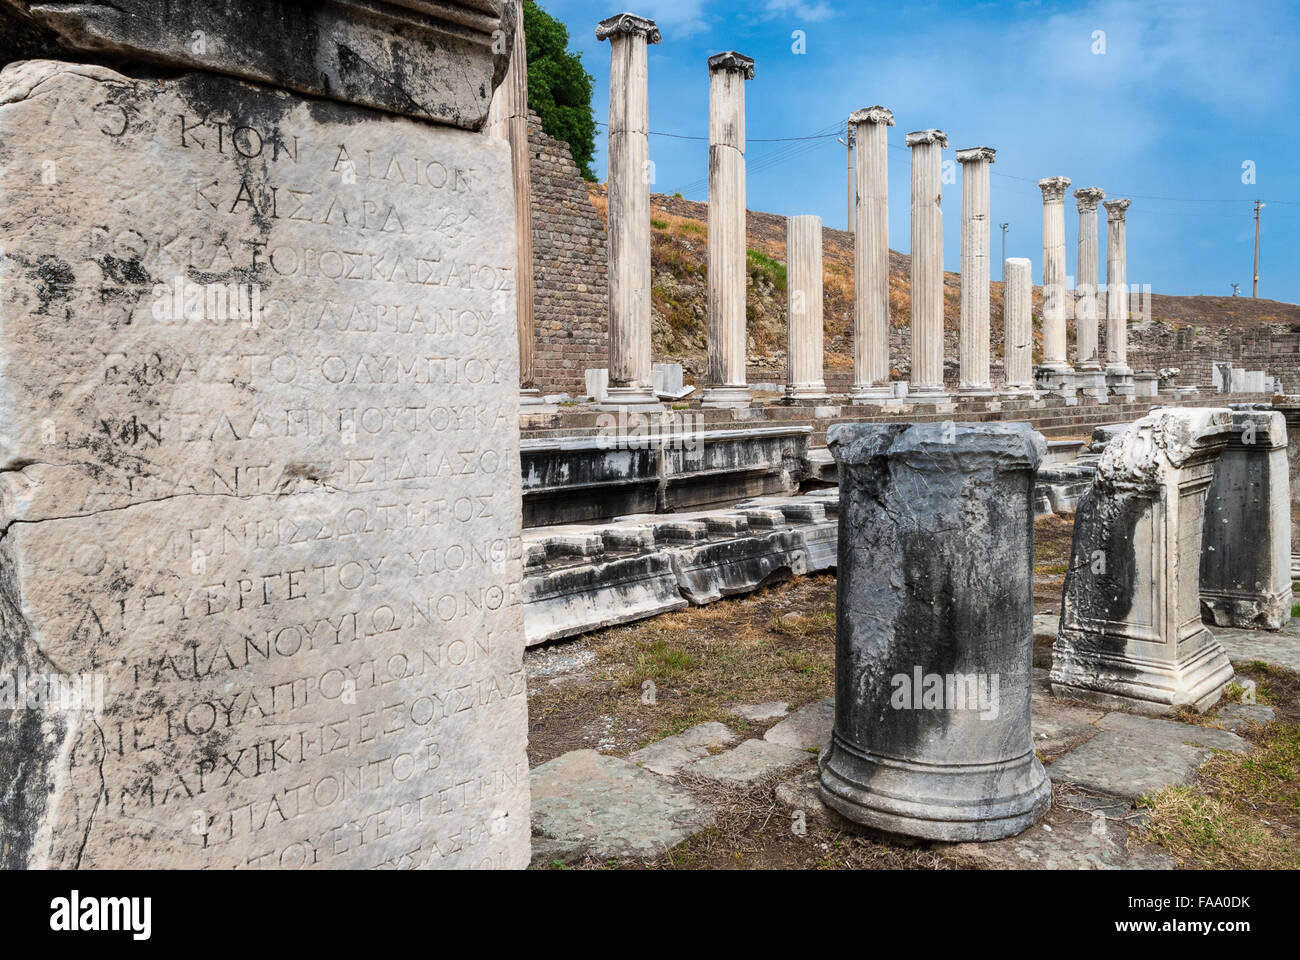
<box><xmin>957</xmin><ymin>147</ymin><xmax>994</xmax><ymax>393</ymax></box>
<box><xmin>1105</xmin><ymin>198</ymin><xmax>1132</xmax><ymax>373</ymax></box>
<box><xmin>849</xmin><ymin>106</ymin><xmax>894</xmax><ymax>400</ymax></box>
<box><xmin>1038</xmin><ymin>176</ymin><xmax>1071</xmax><ymax>370</ymax></box>
<box><xmin>907</xmin><ymin>129</ymin><xmax>948</xmax><ymax>398</ymax></box>
<box><xmin>487</xmin><ymin>0</ymin><xmax>537</xmax><ymax>400</ymax></box>
<box><xmin>598</xmin><ymin>13</ymin><xmax>661</xmax><ymax>407</ymax></box>
<box><xmin>1003</xmin><ymin>258</ymin><xmax>1034</xmax><ymax>392</ymax></box>
<box><xmin>1073</xmin><ymin>187</ymin><xmax>1105</xmax><ymax>370</ymax></box>
<box><xmin>786</xmin><ymin>215</ymin><xmax>828</xmax><ymax>399</ymax></box>
<box><xmin>703</xmin><ymin>52</ymin><xmax>754</xmax><ymax>409</ymax></box>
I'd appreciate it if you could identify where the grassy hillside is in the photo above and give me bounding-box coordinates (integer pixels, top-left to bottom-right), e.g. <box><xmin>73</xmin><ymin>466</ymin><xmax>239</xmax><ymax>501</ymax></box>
<box><xmin>588</xmin><ymin>185</ymin><xmax>1300</xmax><ymax>382</ymax></box>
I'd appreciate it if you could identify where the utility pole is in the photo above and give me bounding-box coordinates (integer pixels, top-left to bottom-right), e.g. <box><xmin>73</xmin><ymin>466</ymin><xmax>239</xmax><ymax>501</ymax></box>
<box><xmin>1000</xmin><ymin>222</ymin><xmax>1009</xmax><ymax>280</ymax></box>
<box><xmin>837</xmin><ymin>120</ymin><xmax>856</xmax><ymax>233</ymax></box>
<box><xmin>1252</xmin><ymin>200</ymin><xmax>1264</xmax><ymax>298</ymax></box>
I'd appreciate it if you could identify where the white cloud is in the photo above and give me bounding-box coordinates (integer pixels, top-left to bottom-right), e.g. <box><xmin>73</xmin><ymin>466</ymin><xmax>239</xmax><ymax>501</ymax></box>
<box><xmin>763</xmin><ymin>0</ymin><xmax>836</xmax><ymax>22</ymax></box>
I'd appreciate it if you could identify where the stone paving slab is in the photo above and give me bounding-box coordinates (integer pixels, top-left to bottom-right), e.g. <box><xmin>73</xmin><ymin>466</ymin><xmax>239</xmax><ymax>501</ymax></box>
<box><xmin>763</xmin><ymin>696</ymin><xmax>834</xmax><ymax>751</ymax></box>
<box><xmin>627</xmin><ymin>721</ymin><xmax>738</xmax><ymax>776</ymax></box>
<box><xmin>1030</xmin><ymin>698</ymin><xmax>1105</xmax><ymax>758</ymax></box>
<box><xmin>1211</xmin><ymin>624</ymin><xmax>1300</xmax><ymax>673</ymax></box>
<box><xmin>729</xmin><ymin>701</ymin><xmax>790</xmax><ymax>722</ymax></box>
<box><xmin>530</xmin><ymin>750</ymin><xmax>714</xmax><ymax>862</ymax></box>
<box><xmin>945</xmin><ymin>817</ymin><xmax>1176</xmax><ymax>870</ymax></box>
<box><xmin>684</xmin><ymin>738</ymin><xmax>812</xmax><ymax>786</ymax></box>
<box><xmin>1046</xmin><ymin>712</ymin><xmax>1248</xmax><ymax>800</ymax></box>
<box><xmin>1213</xmin><ymin>703</ymin><xmax>1276</xmax><ymax>732</ymax></box>
<box><xmin>774</xmin><ymin>768</ymin><xmax>869</xmax><ymax>833</ymax></box>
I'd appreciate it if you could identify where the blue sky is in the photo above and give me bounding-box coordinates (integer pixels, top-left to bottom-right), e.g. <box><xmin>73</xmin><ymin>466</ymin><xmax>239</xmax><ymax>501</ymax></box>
<box><xmin>539</xmin><ymin>0</ymin><xmax>1300</xmax><ymax>304</ymax></box>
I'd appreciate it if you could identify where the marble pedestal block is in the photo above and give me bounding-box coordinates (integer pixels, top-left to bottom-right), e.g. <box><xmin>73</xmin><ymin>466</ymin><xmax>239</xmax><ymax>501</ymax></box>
<box><xmin>1275</xmin><ymin>399</ymin><xmax>1300</xmax><ymax>578</ymax></box>
<box><xmin>1051</xmin><ymin>409</ymin><xmax>1236</xmax><ymax>715</ymax></box>
<box><xmin>820</xmin><ymin>421</ymin><xmax>1051</xmax><ymax>841</ymax></box>
<box><xmin>1200</xmin><ymin>409</ymin><xmax>1293</xmax><ymax>630</ymax></box>
<box><xmin>0</xmin><ymin>61</ymin><xmax>529</xmax><ymax>869</ymax></box>
<box><xmin>1034</xmin><ymin>365</ymin><xmax>1078</xmax><ymax>403</ymax></box>
<box><xmin>1107</xmin><ymin>370</ymin><xmax>1136</xmax><ymax>400</ymax></box>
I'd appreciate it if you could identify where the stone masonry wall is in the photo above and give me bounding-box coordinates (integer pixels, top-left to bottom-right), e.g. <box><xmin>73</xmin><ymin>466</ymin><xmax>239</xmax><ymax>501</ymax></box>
<box><xmin>529</xmin><ymin>114</ymin><xmax>608</xmax><ymax>396</ymax></box>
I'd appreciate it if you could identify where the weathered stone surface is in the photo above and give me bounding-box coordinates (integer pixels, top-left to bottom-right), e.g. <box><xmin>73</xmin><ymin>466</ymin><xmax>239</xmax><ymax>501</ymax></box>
<box><xmin>1046</xmin><ymin>713</ymin><xmax>1246</xmax><ymax>800</ymax></box>
<box><xmin>530</xmin><ymin>750</ymin><xmax>712</xmax><ymax>860</ymax></box>
<box><xmin>729</xmin><ymin>701</ymin><xmax>789</xmax><ymax>722</ymax></box>
<box><xmin>627</xmin><ymin>721</ymin><xmax>737</xmax><ymax>776</ymax></box>
<box><xmin>820</xmin><ymin>422</ymin><xmax>1051</xmax><ymax>841</ymax></box>
<box><xmin>523</xmin><ymin>543</ymin><xmax>687</xmax><ymax>646</ymax></box>
<box><xmin>1200</xmin><ymin>409</ymin><xmax>1292</xmax><ymax>630</ymax></box>
<box><xmin>1215</xmin><ymin>702</ymin><xmax>1275</xmax><ymax>732</ymax></box>
<box><xmin>1030</xmin><ymin>698</ymin><xmax>1104</xmax><ymax>759</ymax></box>
<box><xmin>1212</xmin><ymin>623</ymin><xmax>1300</xmax><ymax>672</ymax></box>
<box><xmin>946</xmin><ymin>816</ymin><xmax>1175</xmax><ymax>870</ymax></box>
<box><xmin>0</xmin><ymin>0</ymin><xmax>514</xmax><ymax>128</ymax></box>
<box><xmin>683</xmin><ymin>738</ymin><xmax>810</xmax><ymax>786</ymax></box>
<box><xmin>1052</xmin><ymin>408</ymin><xmax>1237</xmax><ymax>715</ymax></box>
<box><xmin>774</xmin><ymin>768</ymin><xmax>868</xmax><ymax>833</ymax></box>
<box><xmin>0</xmin><ymin>61</ymin><xmax>526</xmax><ymax>868</ymax></box>
<box><xmin>763</xmin><ymin>696</ymin><xmax>833</xmax><ymax>751</ymax></box>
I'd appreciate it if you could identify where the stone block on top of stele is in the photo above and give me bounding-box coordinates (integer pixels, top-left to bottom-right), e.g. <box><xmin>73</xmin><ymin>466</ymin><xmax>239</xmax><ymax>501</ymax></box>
<box><xmin>0</xmin><ymin>1</ymin><xmax>530</xmax><ymax>870</ymax></box>
<box><xmin>1051</xmin><ymin>408</ymin><xmax>1236</xmax><ymax>716</ymax></box>
<box><xmin>1200</xmin><ymin>408</ymin><xmax>1292</xmax><ymax>630</ymax></box>
<box><xmin>819</xmin><ymin>421</ymin><xmax>1051</xmax><ymax>842</ymax></box>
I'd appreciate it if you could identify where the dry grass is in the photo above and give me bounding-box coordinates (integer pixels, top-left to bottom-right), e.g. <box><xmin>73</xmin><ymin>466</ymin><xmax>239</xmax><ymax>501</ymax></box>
<box><xmin>1138</xmin><ymin>662</ymin><xmax>1300</xmax><ymax>869</ymax></box>
<box><xmin>526</xmin><ymin>574</ymin><xmax>837</xmax><ymax>766</ymax></box>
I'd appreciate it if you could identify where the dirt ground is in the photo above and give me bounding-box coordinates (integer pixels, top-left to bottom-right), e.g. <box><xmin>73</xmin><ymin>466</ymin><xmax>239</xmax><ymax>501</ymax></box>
<box><xmin>526</xmin><ymin>515</ymin><xmax>1300</xmax><ymax>870</ymax></box>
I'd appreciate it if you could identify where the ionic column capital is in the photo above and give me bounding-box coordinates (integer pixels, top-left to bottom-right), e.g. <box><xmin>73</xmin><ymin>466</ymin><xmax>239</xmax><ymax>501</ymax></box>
<box><xmin>905</xmin><ymin>128</ymin><xmax>948</xmax><ymax>148</ymax></box>
<box><xmin>1038</xmin><ymin>176</ymin><xmax>1071</xmax><ymax>201</ymax></box>
<box><xmin>707</xmin><ymin>50</ymin><xmax>754</xmax><ymax>77</ymax></box>
<box><xmin>849</xmin><ymin>105</ymin><xmax>894</xmax><ymax>127</ymax></box>
<box><xmin>955</xmin><ymin>146</ymin><xmax>996</xmax><ymax>164</ymax></box>
<box><xmin>596</xmin><ymin>12</ymin><xmax>661</xmax><ymax>43</ymax></box>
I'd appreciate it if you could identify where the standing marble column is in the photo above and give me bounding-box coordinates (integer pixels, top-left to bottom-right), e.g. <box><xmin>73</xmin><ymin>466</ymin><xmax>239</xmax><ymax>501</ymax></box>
<box><xmin>849</xmin><ymin>106</ymin><xmax>895</xmax><ymax>402</ymax></box>
<box><xmin>821</xmin><ymin>421</ymin><xmax>1052</xmax><ymax>840</ymax></box>
<box><xmin>1003</xmin><ymin>257</ymin><xmax>1035</xmax><ymax>394</ymax></box>
<box><xmin>1036</xmin><ymin>176</ymin><xmax>1073</xmax><ymax>394</ymax></box>
<box><xmin>702</xmin><ymin>51</ymin><xmax>755</xmax><ymax>409</ymax></box>
<box><xmin>957</xmin><ymin>147</ymin><xmax>995</xmax><ymax>395</ymax></box>
<box><xmin>486</xmin><ymin>0</ymin><xmax>543</xmax><ymax>409</ymax></box>
<box><xmin>596</xmin><ymin>13</ymin><xmax>661</xmax><ymax>409</ymax></box>
<box><xmin>1073</xmin><ymin>187</ymin><xmax>1106</xmax><ymax>402</ymax></box>
<box><xmin>906</xmin><ymin>129</ymin><xmax>948</xmax><ymax>401</ymax></box>
<box><xmin>1104</xmin><ymin>198</ymin><xmax>1134</xmax><ymax>398</ymax></box>
<box><xmin>785</xmin><ymin>215</ymin><xmax>828</xmax><ymax>400</ymax></box>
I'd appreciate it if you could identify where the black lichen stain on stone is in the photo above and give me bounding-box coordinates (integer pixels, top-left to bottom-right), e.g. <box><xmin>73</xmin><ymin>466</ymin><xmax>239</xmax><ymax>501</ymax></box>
<box><xmin>29</xmin><ymin>254</ymin><xmax>76</xmax><ymax>314</ymax></box>
<box><xmin>96</xmin><ymin>254</ymin><xmax>152</xmax><ymax>287</ymax></box>
<box><xmin>0</xmin><ymin>542</ymin><xmax>65</xmax><ymax>868</ymax></box>
<box><xmin>1066</xmin><ymin>485</ymin><xmax>1142</xmax><ymax>650</ymax></box>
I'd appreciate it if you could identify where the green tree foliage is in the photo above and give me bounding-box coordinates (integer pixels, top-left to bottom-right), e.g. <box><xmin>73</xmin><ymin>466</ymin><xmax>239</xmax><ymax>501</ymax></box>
<box><xmin>523</xmin><ymin>1</ymin><xmax>597</xmax><ymax>181</ymax></box>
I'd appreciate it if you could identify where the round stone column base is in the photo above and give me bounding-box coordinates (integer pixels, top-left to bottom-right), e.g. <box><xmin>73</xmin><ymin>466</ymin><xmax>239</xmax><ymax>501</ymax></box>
<box><xmin>700</xmin><ymin>385</ymin><xmax>752</xmax><ymax>409</ymax></box>
<box><xmin>818</xmin><ymin>738</ymin><xmax>1051</xmax><ymax>842</ymax></box>
<box><xmin>595</xmin><ymin>384</ymin><xmax>663</xmax><ymax>411</ymax></box>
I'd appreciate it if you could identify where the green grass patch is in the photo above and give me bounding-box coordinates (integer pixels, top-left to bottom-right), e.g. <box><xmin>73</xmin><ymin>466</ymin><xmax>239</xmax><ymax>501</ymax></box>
<box><xmin>746</xmin><ymin>248</ymin><xmax>787</xmax><ymax>291</ymax></box>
